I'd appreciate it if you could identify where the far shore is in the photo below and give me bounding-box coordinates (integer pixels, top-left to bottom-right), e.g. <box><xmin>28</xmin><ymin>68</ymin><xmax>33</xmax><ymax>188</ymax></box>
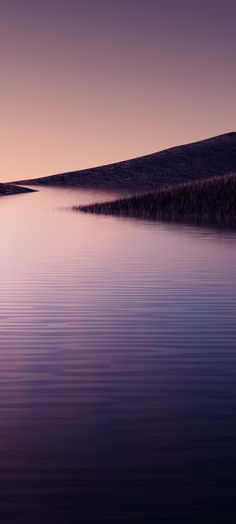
<box><xmin>5</xmin><ymin>132</ymin><xmax>236</xmax><ymax>225</ymax></box>
<box><xmin>0</xmin><ymin>183</ymin><xmax>36</xmax><ymax>197</ymax></box>
<box><xmin>13</xmin><ymin>132</ymin><xmax>236</xmax><ymax>192</ymax></box>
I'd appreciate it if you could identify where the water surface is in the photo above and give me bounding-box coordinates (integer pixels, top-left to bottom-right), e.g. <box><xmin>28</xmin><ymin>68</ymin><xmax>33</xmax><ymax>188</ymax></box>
<box><xmin>0</xmin><ymin>187</ymin><xmax>235</xmax><ymax>523</ymax></box>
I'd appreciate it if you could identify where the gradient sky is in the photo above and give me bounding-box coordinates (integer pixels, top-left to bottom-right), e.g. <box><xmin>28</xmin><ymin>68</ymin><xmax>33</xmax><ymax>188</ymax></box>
<box><xmin>0</xmin><ymin>0</ymin><xmax>236</xmax><ymax>182</ymax></box>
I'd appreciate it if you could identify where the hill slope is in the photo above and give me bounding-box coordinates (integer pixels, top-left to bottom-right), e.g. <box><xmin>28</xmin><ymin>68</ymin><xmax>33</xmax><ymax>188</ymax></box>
<box><xmin>77</xmin><ymin>174</ymin><xmax>236</xmax><ymax>223</ymax></box>
<box><xmin>0</xmin><ymin>183</ymin><xmax>35</xmax><ymax>197</ymax></box>
<box><xmin>14</xmin><ymin>132</ymin><xmax>236</xmax><ymax>191</ymax></box>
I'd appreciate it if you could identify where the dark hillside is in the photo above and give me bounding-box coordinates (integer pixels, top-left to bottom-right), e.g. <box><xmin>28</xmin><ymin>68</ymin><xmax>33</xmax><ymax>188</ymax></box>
<box><xmin>14</xmin><ymin>132</ymin><xmax>236</xmax><ymax>191</ymax></box>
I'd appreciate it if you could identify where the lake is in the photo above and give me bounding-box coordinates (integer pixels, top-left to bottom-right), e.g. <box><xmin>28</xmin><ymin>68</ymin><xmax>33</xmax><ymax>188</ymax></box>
<box><xmin>0</xmin><ymin>187</ymin><xmax>235</xmax><ymax>523</ymax></box>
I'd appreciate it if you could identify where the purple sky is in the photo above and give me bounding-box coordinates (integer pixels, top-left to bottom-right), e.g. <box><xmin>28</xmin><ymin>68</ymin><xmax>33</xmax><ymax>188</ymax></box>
<box><xmin>0</xmin><ymin>0</ymin><xmax>235</xmax><ymax>181</ymax></box>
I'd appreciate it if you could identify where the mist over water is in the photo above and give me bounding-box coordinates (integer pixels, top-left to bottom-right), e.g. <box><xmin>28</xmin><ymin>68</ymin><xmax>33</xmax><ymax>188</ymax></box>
<box><xmin>0</xmin><ymin>187</ymin><xmax>235</xmax><ymax>523</ymax></box>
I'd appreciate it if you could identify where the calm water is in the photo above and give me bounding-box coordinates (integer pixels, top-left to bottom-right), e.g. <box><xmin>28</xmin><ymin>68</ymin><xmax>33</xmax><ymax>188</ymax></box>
<box><xmin>0</xmin><ymin>187</ymin><xmax>235</xmax><ymax>523</ymax></box>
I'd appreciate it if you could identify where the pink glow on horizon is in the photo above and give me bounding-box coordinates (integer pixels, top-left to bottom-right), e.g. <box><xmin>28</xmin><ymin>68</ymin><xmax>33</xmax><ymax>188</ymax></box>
<box><xmin>0</xmin><ymin>0</ymin><xmax>235</xmax><ymax>182</ymax></box>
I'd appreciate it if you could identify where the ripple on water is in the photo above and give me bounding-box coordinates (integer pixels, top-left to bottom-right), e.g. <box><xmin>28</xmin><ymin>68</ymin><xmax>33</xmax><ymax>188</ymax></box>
<box><xmin>0</xmin><ymin>187</ymin><xmax>235</xmax><ymax>523</ymax></box>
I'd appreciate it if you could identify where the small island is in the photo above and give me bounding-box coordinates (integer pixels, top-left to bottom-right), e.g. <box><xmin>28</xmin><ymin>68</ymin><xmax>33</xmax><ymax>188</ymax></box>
<box><xmin>0</xmin><ymin>183</ymin><xmax>35</xmax><ymax>197</ymax></box>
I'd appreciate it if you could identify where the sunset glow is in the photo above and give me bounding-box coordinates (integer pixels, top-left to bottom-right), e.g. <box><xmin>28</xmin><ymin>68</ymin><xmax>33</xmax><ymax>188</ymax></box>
<box><xmin>1</xmin><ymin>0</ymin><xmax>235</xmax><ymax>182</ymax></box>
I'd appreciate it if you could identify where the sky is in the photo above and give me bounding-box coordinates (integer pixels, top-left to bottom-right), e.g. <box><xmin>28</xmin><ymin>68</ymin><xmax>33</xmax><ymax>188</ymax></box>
<box><xmin>0</xmin><ymin>0</ymin><xmax>235</xmax><ymax>182</ymax></box>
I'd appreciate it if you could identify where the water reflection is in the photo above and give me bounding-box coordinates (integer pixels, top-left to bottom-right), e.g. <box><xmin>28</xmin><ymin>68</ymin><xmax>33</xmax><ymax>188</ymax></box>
<box><xmin>0</xmin><ymin>187</ymin><xmax>235</xmax><ymax>523</ymax></box>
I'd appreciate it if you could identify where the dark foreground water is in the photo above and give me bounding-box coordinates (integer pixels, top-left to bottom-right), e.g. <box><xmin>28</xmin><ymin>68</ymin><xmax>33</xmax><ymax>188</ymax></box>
<box><xmin>0</xmin><ymin>187</ymin><xmax>235</xmax><ymax>523</ymax></box>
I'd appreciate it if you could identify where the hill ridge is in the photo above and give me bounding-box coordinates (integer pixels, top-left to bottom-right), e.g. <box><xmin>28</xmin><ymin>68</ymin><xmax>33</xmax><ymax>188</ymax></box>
<box><xmin>14</xmin><ymin>132</ymin><xmax>236</xmax><ymax>191</ymax></box>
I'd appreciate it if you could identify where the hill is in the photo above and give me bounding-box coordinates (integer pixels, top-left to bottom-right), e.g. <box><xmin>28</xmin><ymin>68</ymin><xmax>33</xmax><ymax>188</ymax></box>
<box><xmin>77</xmin><ymin>174</ymin><xmax>236</xmax><ymax>223</ymax></box>
<box><xmin>14</xmin><ymin>132</ymin><xmax>236</xmax><ymax>191</ymax></box>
